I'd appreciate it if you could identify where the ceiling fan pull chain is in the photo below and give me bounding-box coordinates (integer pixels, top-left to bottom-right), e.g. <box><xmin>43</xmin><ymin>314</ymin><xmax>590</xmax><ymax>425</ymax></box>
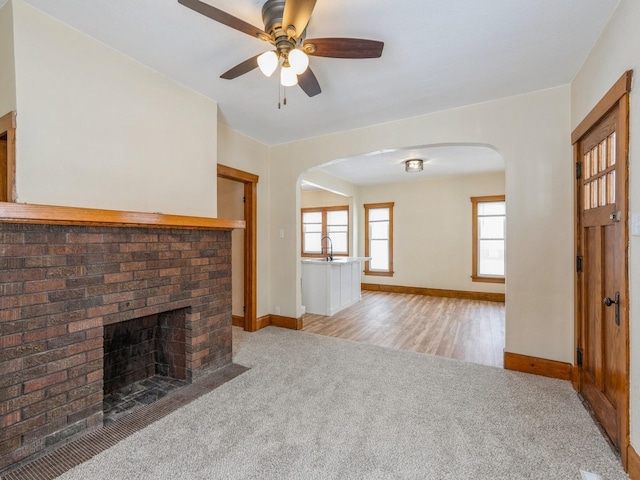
<box><xmin>278</xmin><ymin>82</ymin><xmax>281</xmax><ymax>109</ymax></box>
<box><xmin>284</xmin><ymin>86</ymin><xmax>287</xmax><ymax>106</ymax></box>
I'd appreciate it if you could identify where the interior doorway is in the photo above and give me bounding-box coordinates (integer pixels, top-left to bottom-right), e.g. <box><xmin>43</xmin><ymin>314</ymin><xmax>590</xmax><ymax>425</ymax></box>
<box><xmin>572</xmin><ymin>71</ymin><xmax>631</xmax><ymax>466</ymax></box>
<box><xmin>217</xmin><ymin>164</ymin><xmax>259</xmax><ymax>332</ymax></box>
<box><xmin>0</xmin><ymin>111</ymin><xmax>16</xmax><ymax>202</ymax></box>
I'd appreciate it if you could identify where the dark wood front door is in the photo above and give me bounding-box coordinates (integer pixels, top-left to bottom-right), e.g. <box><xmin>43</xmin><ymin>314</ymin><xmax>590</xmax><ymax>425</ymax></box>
<box><xmin>574</xmin><ymin>71</ymin><xmax>631</xmax><ymax>462</ymax></box>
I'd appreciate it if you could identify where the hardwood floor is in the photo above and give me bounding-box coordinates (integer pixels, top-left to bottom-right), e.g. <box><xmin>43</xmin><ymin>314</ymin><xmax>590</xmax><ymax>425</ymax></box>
<box><xmin>302</xmin><ymin>290</ymin><xmax>505</xmax><ymax>368</ymax></box>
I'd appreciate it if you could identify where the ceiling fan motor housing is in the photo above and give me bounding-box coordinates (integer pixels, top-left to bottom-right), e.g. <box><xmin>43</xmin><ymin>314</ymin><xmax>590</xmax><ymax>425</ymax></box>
<box><xmin>261</xmin><ymin>0</ymin><xmax>303</xmax><ymax>58</ymax></box>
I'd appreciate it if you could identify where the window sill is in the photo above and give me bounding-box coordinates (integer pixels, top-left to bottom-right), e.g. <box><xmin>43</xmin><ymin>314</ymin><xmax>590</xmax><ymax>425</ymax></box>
<box><xmin>364</xmin><ymin>270</ymin><xmax>394</xmax><ymax>277</ymax></box>
<box><xmin>471</xmin><ymin>275</ymin><xmax>505</xmax><ymax>284</ymax></box>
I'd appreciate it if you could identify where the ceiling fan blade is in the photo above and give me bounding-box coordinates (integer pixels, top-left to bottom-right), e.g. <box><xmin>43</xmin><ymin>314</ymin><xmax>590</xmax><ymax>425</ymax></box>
<box><xmin>304</xmin><ymin>38</ymin><xmax>384</xmax><ymax>58</ymax></box>
<box><xmin>220</xmin><ymin>55</ymin><xmax>260</xmax><ymax>80</ymax></box>
<box><xmin>178</xmin><ymin>0</ymin><xmax>268</xmax><ymax>40</ymax></box>
<box><xmin>298</xmin><ymin>67</ymin><xmax>321</xmax><ymax>97</ymax></box>
<box><xmin>282</xmin><ymin>0</ymin><xmax>317</xmax><ymax>38</ymax></box>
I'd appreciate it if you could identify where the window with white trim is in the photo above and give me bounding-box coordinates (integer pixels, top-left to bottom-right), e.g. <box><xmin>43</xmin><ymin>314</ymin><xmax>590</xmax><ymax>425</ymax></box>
<box><xmin>471</xmin><ymin>196</ymin><xmax>505</xmax><ymax>283</ymax></box>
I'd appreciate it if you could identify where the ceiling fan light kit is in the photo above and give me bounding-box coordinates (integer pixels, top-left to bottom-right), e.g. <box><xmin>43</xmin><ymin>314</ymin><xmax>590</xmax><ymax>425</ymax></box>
<box><xmin>178</xmin><ymin>0</ymin><xmax>384</xmax><ymax>101</ymax></box>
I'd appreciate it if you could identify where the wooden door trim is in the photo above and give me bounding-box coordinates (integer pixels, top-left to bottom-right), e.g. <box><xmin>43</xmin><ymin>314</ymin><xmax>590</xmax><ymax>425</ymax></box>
<box><xmin>572</xmin><ymin>70</ymin><xmax>632</xmax><ymax>468</ymax></box>
<box><xmin>0</xmin><ymin>111</ymin><xmax>17</xmax><ymax>202</ymax></box>
<box><xmin>217</xmin><ymin>164</ymin><xmax>259</xmax><ymax>332</ymax></box>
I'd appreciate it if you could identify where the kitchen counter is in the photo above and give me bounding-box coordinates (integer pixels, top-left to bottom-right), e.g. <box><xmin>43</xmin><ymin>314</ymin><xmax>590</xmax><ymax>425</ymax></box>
<box><xmin>301</xmin><ymin>257</ymin><xmax>369</xmax><ymax>316</ymax></box>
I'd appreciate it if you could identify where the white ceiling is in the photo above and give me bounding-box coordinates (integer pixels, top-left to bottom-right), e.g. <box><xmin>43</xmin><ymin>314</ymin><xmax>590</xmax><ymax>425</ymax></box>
<box><xmin>317</xmin><ymin>144</ymin><xmax>504</xmax><ymax>186</ymax></box>
<box><xmin>21</xmin><ymin>0</ymin><xmax>619</xmax><ymax>147</ymax></box>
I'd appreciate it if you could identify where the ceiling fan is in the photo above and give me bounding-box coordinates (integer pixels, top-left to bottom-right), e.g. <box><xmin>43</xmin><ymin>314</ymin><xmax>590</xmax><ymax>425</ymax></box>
<box><xmin>177</xmin><ymin>0</ymin><xmax>384</xmax><ymax>97</ymax></box>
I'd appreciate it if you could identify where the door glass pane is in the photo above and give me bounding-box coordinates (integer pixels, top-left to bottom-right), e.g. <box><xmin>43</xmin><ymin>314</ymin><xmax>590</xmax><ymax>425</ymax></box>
<box><xmin>599</xmin><ymin>176</ymin><xmax>606</xmax><ymax>207</ymax></box>
<box><xmin>584</xmin><ymin>182</ymin><xmax>590</xmax><ymax>210</ymax></box>
<box><xmin>607</xmin><ymin>172</ymin><xmax>615</xmax><ymax>204</ymax></box>
<box><xmin>592</xmin><ymin>180</ymin><xmax>598</xmax><ymax>209</ymax></box>
<box><xmin>591</xmin><ymin>147</ymin><xmax>598</xmax><ymax>177</ymax></box>
<box><xmin>608</xmin><ymin>132</ymin><xmax>616</xmax><ymax>166</ymax></box>
<box><xmin>584</xmin><ymin>152</ymin><xmax>591</xmax><ymax>180</ymax></box>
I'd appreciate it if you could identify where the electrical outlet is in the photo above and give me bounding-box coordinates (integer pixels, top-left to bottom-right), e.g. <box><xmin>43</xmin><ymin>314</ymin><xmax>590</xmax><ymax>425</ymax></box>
<box><xmin>632</xmin><ymin>212</ymin><xmax>640</xmax><ymax>236</ymax></box>
<box><xmin>275</xmin><ymin>306</ymin><xmax>281</xmax><ymax>315</ymax></box>
<box><xmin>279</xmin><ymin>229</ymin><xmax>285</xmax><ymax>238</ymax></box>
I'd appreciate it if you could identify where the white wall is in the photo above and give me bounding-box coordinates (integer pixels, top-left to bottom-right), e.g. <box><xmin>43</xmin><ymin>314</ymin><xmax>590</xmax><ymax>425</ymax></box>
<box><xmin>11</xmin><ymin>0</ymin><xmax>218</xmax><ymax>217</ymax></box>
<box><xmin>571</xmin><ymin>0</ymin><xmax>640</xmax><ymax>451</ymax></box>
<box><xmin>358</xmin><ymin>172</ymin><xmax>505</xmax><ymax>293</ymax></box>
<box><xmin>270</xmin><ymin>85</ymin><xmax>573</xmax><ymax>363</ymax></box>
<box><xmin>217</xmin><ymin>123</ymin><xmax>271</xmax><ymax>318</ymax></box>
<box><xmin>0</xmin><ymin>1</ymin><xmax>16</xmax><ymax>115</ymax></box>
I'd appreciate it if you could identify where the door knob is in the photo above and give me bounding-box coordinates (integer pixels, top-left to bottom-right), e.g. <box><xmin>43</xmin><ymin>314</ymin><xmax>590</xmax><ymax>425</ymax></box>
<box><xmin>603</xmin><ymin>292</ymin><xmax>620</xmax><ymax>326</ymax></box>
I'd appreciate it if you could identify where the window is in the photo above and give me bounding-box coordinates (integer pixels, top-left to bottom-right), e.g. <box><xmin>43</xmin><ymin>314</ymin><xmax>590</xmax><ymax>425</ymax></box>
<box><xmin>364</xmin><ymin>202</ymin><xmax>394</xmax><ymax>276</ymax></box>
<box><xmin>471</xmin><ymin>196</ymin><xmax>505</xmax><ymax>283</ymax></box>
<box><xmin>301</xmin><ymin>206</ymin><xmax>349</xmax><ymax>257</ymax></box>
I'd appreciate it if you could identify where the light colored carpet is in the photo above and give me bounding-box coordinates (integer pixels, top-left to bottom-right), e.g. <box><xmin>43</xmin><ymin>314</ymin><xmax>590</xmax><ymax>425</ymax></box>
<box><xmin>57</xmin><ymin>327</ymin><xmax>628</xmax><ymax>479</ymax></box>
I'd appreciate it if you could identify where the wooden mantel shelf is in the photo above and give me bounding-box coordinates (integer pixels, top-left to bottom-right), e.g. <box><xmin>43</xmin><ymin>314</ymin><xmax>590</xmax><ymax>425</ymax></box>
<box><xmin>0</xmin><ymin>202</ymin><xmax>245</xmax><ymax>230</ymax></box>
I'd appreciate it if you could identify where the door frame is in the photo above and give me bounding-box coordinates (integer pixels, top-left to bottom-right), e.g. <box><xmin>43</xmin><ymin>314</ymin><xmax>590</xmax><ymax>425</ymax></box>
<box><xmin>217</xmin><ymin>164</ymin><xmax>259</xmax><ymax>332</ymax></box>
<box><xmin>572</xmin><ymin>70</ymin><xmax>632</xmax><ymax>467</ymax></box>
<box><xmin>0</xmin><ymin>111</ymin><xmax>17</xmax><ymax>202</ymax></box>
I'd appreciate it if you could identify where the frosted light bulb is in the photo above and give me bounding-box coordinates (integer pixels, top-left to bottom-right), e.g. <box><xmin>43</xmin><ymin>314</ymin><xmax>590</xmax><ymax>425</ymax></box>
<box><xmin>288</xmin><ymin>49</ymin><xmax>309</xmax><ymax>75</ymax></box>
<box><xmin>280</xmin><ymin>65</ymin><xmax>298</xmax><ymax>86</ymax></box>
<box><xmin>257</xmin><ymin>51</ymin><xmax>278</xmax><ymax>77</ymax></box>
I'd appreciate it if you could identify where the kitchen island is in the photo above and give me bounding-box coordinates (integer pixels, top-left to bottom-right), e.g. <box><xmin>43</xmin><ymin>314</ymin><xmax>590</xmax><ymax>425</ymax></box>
<box><xmin>301</xmin><ymin>257</ymin><xmax>369</xmax><ymax>316</ymax></box>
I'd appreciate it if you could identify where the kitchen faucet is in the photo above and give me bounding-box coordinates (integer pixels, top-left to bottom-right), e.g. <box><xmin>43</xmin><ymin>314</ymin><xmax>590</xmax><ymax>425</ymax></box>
<box><xmin>321</xmin><ymin>236</ymin><xmax>333</xmax><ymax>261</ymax></box>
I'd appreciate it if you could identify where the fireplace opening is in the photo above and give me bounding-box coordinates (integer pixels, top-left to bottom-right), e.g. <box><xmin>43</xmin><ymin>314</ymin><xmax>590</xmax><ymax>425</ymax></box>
<box><xmin>103</xmin><ymin>308</ymin><xmax>188</xmax><ymax>424</ymax></box>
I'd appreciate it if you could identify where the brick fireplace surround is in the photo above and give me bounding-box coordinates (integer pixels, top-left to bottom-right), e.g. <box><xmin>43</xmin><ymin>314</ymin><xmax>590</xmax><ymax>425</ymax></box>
<box><xmin>0</xmin><ymin>203</ymin><xmax>243</xmax><ymax>472</ymax></box>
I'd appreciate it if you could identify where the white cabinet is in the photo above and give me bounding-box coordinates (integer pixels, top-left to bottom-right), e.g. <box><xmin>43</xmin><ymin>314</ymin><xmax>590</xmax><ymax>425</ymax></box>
<box><xmin>301</xmin><ymin>258</ymin><xmax>367</xmax><ymax>316</ymax></box>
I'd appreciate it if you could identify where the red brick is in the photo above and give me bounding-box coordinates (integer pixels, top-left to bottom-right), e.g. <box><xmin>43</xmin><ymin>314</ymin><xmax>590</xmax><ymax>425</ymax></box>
<box><xmin>47</xmin><ymin>376</ymin><xmax>87</xmax><ymax>397</ymax></box>
<box><xmin>67</xmin><ymin>233</ymin><xmax>103</xmax><ymax>243</ymax></box>
<box><xmin>22</xmin><ymin>394</ymin><xmax>67</xmax><ymax>420</ymax></box>
<box><xmin>68</xmin><ymin>318</ymin><xmax>102</xmax><ymax>333</ymax></box>
<box><xmin>46</xmin><ymin>353</ymin><xmax>87</xmax><ymax>374</ymax></box>
<box><xmin>0</xmin><ymin>342</ymin><xmax>46</xmax><ymax>363</ymax></box>
<box><xmin>119</xmin><ymin>243</ymin><xmax>147</xmax><ymax>252</ymax></box>
<box><xmin>0</xmin><ymin>436</ymin><xmax>22</xmax><ymax>457</ymax></box>
<box><xmin>23</xmin><ymin>370</ymin><xmax>68</xmax><ymax>394</ymax></box>
<box><xmin>0</xmin><ymin>334</ymin><xmax>22</xmax><ymax>349</ymax></box>
<box><xmin>131</xmin><ymin>234</ymin><xmax>158</xmax><ymax>242</ymax></box>
<box><xmin>160</xmin><ymin>267</ymin><xmax>181</xmax><ymax>277</ymax></box>
<box><xmin>0</xmin><ymin>244</ymin><xmax>46</xmax><ymax>256</ymax></box>
<box><xmin>87</xmin><ymin>369</ymin><xmax>104</xmax><ymax>384</ymax></box>
<box><xmin>120</xmin><ymin>261</ymin><xmax>147</xmax><ymax>272</ymax></box>
<box><xmin>47</xmin><ymin>244</ymin><xmax>87</xmax><ymax>255</ymax></box>
<box><xmin>102</xmin><ymin>291</ymin><xmax>134</xmax><ymax>304</ymax></box>
<box><xmin>87</xmin><ymin>304</ymin><xmax>118</xmax><ymax>317</ymax></box>
<box><xmin>23</xmin><ymin>325</ymin><xmax>67</xmax><ymax>343</ymax></box>
<box><xmin>0</xmin><ymin>390</ymin><xmax>45</xmax><ymax>416</ymax></box>
<box><xmin>0</xmin><ymin>385</ymin><xmax>21</xmax><ymax>403</ymax></box>
<box><xmin>104</xmin><ymin>272</ymin><xmax>133</xmax><ymax>283</ymax></box>
<box><xmin>24</xmin><ymin>278</ymin><xmax>66</xmax><ymax>293</ymax></box>
<box><xmin>46</xmin><ymin>265</ymin><xmax>86</xmax><ymax>279</ymax></box>
<box><xmin>0</xmin><ymin>293</ymin><xmax>48</xmax><ymax>309</ymax></box>
<box><xmin>85</xmin><ymin>326</ymin><xmax>104</xmax><ymax>340</ymax></box>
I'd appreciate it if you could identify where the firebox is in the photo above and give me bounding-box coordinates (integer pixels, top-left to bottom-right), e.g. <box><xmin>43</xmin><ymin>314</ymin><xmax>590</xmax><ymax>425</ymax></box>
<box><xmin>103</xmin><ymin>308</ymin><xmax>187</xmax><ymax>395</ymax></box>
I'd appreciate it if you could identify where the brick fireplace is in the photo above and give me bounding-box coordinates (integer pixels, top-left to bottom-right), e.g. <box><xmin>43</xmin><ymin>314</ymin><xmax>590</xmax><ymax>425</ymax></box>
<box><xmin>0</xmin><ymin>203</ymin><xmax>242</xmax><ymax>472</ymax></box>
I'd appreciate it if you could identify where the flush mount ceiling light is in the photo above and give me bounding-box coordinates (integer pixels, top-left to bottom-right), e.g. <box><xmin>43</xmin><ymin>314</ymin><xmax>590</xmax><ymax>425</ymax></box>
<box><xmin>405</xmin><ymin>159</ymin><xmax>423</xmax><ymax>173</ymax></box>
